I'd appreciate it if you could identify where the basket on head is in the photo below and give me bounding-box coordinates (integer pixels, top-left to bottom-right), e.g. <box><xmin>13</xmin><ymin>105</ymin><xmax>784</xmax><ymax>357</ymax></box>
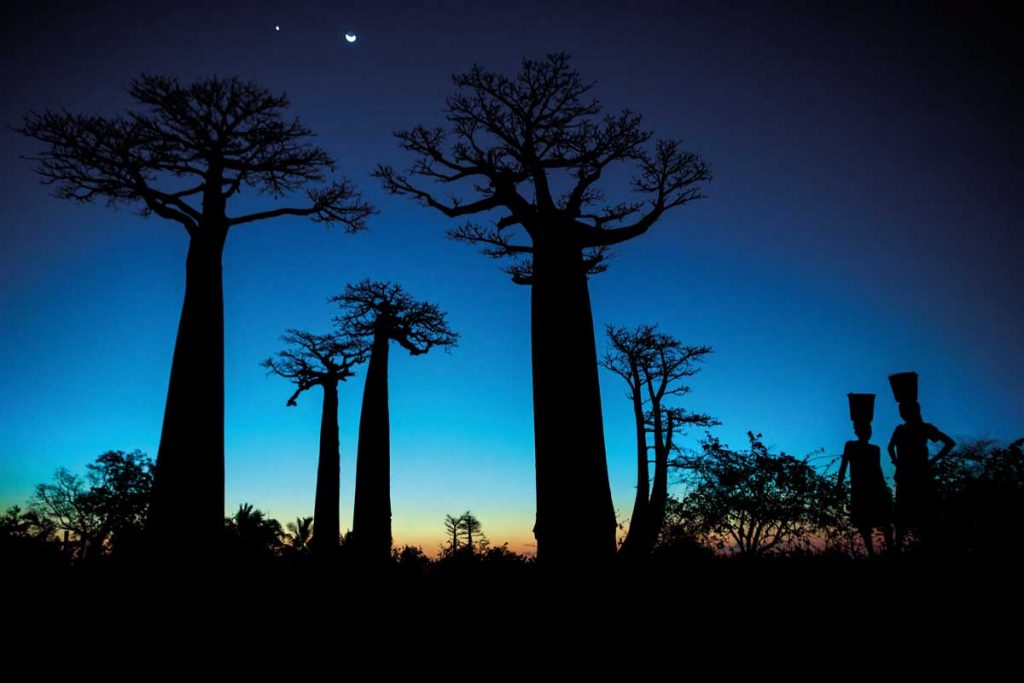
<box><xmin>888</xmin><ymin>372</ymin><xmax>918</xmax><ymax>403</ymax></box>
<box><xmin>848</xmin><ymin>393</ymin><xmax>875</xmax><ymax>423</ymax></box>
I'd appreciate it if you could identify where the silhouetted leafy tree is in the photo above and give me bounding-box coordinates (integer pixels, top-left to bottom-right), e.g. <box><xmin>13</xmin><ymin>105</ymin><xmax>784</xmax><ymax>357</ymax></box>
<box><xmin>263</xmin><ymin>329</ymin><xmax>365</xmax><ymax>554</ymax></box>
<box><xmin>31</xmin><ymin>468</ymin><xmax>96</xmax><ymax>559</ymax></box>
<box><xmin>376</xmin><ymin>53</ymin><xmax>711</xmax><ymax>563</ymax></box>
<box><xmin>602</xmin><ymin>325</ymin><xmax>716</xmax><ymax>557</ymax></box>
<box><xmin>30</xmin><ymin>450</ymin><xmax>153</xmax><ymax>559</ymax></box>
<box><xmin>332</xmin><ymin>280</ymin><xmax>458</xmax><ymax>563</ymax></box>
<box><xmin>930</xmin><ymin>437</ymin><xmax>1024</xmax><ymax>556</ymax></box>
<box><xmin>17</xmin><ymin>76</ymin><xmax>374</xmax><ymax>552</ymax></box>
<box><xmin>393</xmin><ymin>544</ymin><xmax>431</xmax><ymax>574</ymax></box>
<box><xmin>285</xmin><ymin>516</ymin><xmax>315</xmax><ymax>555</ymax></box>
<box><xmin>0</xmin><ymin>506</ymin><xmax>62</xmax><ymax>568</ymax></box>
<box><xmin>670</xmin><ymin>433</ymin><xmax>841</xmax><ymax>555</ymax></box>
<box><xmin>0</xmin><ymin>506</ymin><xmax>54</xmax><ymax>540</ymax></box>
<box><xmin>224</xmin><ymin>503</ymin><xmax>284</xmax><ymax>562</ymax></box>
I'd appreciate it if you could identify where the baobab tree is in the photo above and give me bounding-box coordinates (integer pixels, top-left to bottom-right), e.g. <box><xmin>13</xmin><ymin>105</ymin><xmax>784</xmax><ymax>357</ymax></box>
<box><xmin>332</xmin><ymin>280</ymin><xmax>458</xmax><ymax>563</ymax></box>
<box><xmin>263</xmin><ymin>329</ymin><xmax>366</xmax><ymax>554</ymax></box>
<box><xmin>376</xmin><ymin>53</ymin><xmax>711</xmax><ymax>562</ymax></box>
<box><xmin>17</xmin><ymin>75</ymin><xmax>373</xmax><ymax>551</ymax></box>
<box><xmin>602</xmin><ymin>325</ymin><xmax>716</xmax><ymax>557</ymax></box>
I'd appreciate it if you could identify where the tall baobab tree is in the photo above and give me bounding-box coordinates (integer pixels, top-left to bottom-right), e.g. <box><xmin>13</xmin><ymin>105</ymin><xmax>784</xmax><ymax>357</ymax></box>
<box><xmin>263</xmin><ymin>329</ymin><xmax>366</xmax><ymax>554</ymax></box>
<box><xmin>376</xmin><ymin>54</ymin><xmax>711</xmax><ymax>562</ymax></box>
<box><xmin>17</xmin><ymin>75</ymin><xmax>374</xmax><ymax>551</ymax></box>
<box><xmin>603</xmin><ymin>325</ymin><xmax>716</xmax><ymax>557</ymax></box>
<box><xmin>332</xmin><ymin>280</ymin><xmax>458</xmax><ymax>563</ymax></box>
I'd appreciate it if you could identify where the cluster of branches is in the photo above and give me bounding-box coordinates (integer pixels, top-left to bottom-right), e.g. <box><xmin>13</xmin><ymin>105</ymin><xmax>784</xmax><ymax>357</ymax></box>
<box><xmin>375</xmin><ymin>52</ymin><xmax>711</xmax><ymax>285</ymax></box>
<box><xmin>262</xmin><ymin>280</ymin><xmax>458</xmax><ymax>406</ymax></box>
<box><xmin>668</xmin><ymin>433</ymin><xmax>849</xmax><ymax>555</ymax></box>
<box><xmin>15</xmin><ymin>450</ymin><xmax>154</xmax><ymax>559</ymax></box>
<box><xmin>17</xmin><ymin>75</ymin><xmax>374</xmax><ymax>234</ymax></box>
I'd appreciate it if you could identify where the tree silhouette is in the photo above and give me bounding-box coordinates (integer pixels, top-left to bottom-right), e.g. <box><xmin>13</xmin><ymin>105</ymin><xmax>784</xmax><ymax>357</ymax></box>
<box><xmin>442</xmin><ymin>510</ymin><xmax>486</xmax><ymax>557</ymax></box>
<box><xmin>602</xmin><ymin>325</ymin><xmax>716</xmax><ymax>558</ymax></box>
<box><xmin>17</xmin><ymin>75</ymin><xmax>374</xmax><ymax>553</ymax></box>
<box><xmin>285</xmin><ymin>516</ymin><xmax>315</xmax><ymax>555</ymax></box>
<box><xmin>671</xmin><ymin>433</ymin><xmax>841</xmax><ymax>555</ymax></box>
<box><xmin>30</xmin><ymin>468</ymin><xmax>95</xmax><ymax>558</ymax></box>
<box><xmin>332</xmin><ymin>280</ymin><xmax>458</xmax><ymax>563</ymax></box>
<box><xmin>461</xmin><ymin>510</ymin><xmax>485</xmax><ymax>552</ymax></box>
<box><xmin>440</xmin><ymin>511</ymin><xmax>492</xmax><ymax>564</ymax></box>
<box><xmin>376</xmin><ymin>53</ymin><xmax>711</xmax><ymax>563</ymax></box>
<box><xmin>263</xmin><ymin>329</ymin><xmax>366</xmax><ymax>554</ymax></box>
<box><xmin>0</xmin><ymin>506</ymin><xmax>61</xmax><ymax>569</ymax></box>
<box><xmin>444</xmin><ymin>513</ymin><xmax>464</xmax><ymax>554</ymax></box>
<box><xmin>30</xmin><ymin>450</ymin><xmax>153</xmax><ymax>559</ymax></box>
<box><xmin>929</xmin><ymin>438</ymin><xmax>1024</xmax><ymax>556</ymax></box>
<box><xmin>224</xmin><ymin>503</ymin><xmax>284</xmax><ymax>562</ymax></box>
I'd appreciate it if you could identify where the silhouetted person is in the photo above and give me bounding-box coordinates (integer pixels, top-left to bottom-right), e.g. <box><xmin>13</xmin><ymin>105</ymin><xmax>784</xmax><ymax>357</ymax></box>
<box><xmin>887</xmin><ymin>372</ymin><xmax>955</xmax><ymax>549</ymax></box>
<box><xmin>837</xmin><ymin>394</ymin><xmax>894</xmax><ymax>556</ymax></box>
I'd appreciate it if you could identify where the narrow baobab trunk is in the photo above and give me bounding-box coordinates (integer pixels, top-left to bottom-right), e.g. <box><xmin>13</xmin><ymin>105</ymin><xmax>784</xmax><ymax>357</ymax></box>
<box><xmin>645</xmin><ymin>409</ymin><xmax>673</xmax><ymax>552</ymax></box>
<box><xmin>531</xmin><ymin>238</ymin><xmax>617</xmax><ymax>564</ymax></box>
<box><xmin>311</xmin><ymin>378</ymin><xmax>341</xmax><ymax>553</ymax></box>
<box><xmin>148</xmin><ymin>229</ymin><xmax>227</xmax><ymax>553</ymax></box>
<box><xmin>351</xmin><ymin>330</ymin><xmax>392</xmax><ymax>563</ymax></box>
<box><xmin>620</xmin><ymin>370</ymin><xmax>650</xmax><ymax>558</ymax></box>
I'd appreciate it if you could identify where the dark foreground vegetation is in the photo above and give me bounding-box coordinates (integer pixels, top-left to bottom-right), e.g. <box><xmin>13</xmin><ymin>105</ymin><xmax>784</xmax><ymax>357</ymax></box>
<box><xmin>5</xmin><ymin>437</ymin><xmax>1020</xmax><ymax>579</ymax></box>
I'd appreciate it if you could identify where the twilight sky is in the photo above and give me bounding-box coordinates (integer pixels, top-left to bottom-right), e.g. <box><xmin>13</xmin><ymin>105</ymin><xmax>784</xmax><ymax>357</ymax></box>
<box><xmin>1</xmin><ymin>0</ymin><xmax>1020</xmax><ymax>554</ymax></box>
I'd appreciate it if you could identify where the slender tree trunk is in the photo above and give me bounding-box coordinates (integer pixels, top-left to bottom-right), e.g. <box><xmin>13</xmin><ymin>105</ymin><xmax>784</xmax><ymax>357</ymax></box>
<box><xmin>646</xmin><ymin>409</ymin><xmax>672</xmax><ymax>553</ymax></box>
<box><xmin>351</xmin><ymin>331</ymin><xmax>392</xmax><ymax>564</ymax></box>
<box><xmin>147</xmin><ymin>229</ymin><xmax>226</xmax><ymax>556</ymax></box>
<box><xmin>620</xmin><ymin>379</ymin><xmax>650</xmax><ymax>558</ymax></box>
<box><xmin>311</xmin><ymin>378</ymin><xmax>340</xmax><ymax>554</ymax></box>
<box><xmin>530</xmin><ymin>238</ymin><xmax>617</xmax><ymax>564</ymax></box>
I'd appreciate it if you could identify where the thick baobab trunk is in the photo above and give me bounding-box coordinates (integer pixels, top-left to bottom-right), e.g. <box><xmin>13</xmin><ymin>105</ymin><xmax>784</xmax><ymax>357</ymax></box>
<box><xmin>531</xmin><ymin>238</ymin><xmax>617</xmax><ymax>564</ymax></box>
<box><xmin>351</xmin><ymin>331</ymin><xmax>392</xmax><ymax>563</ymax></box>
<box><xmin>147</xmin><ymin>229</ymin><xmax>227</xmax><ymax>554</ymax></box>
<box><xmin>620</xmin><ymin>378</ymin><xmax>650</xmax><ymax>558</ymax></box>
<box><xmin>311</xmin><ymin>378</ymin><xmax>340</xmax><ymax>554</ymax></box>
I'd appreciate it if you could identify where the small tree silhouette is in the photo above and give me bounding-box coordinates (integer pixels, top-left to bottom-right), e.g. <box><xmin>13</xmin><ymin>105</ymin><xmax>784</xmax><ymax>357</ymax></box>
<box><xmin>285</xmin><ymin>516</ymin><xmax>315</xmax><ymax>555</ymax></box>
<box><xmin>441</xmin><ymin>510</ymin><xmax>488</xmax><ymax>557</ymax></box>
<box><xmin>376</xmin><ymin>54</ymin><xmax>711</xmax><ymax>563</ymax></box>
<box><xmin>17</xmin><ymin>75</ymin><xmax>374</xmax><ymax>552</ymax></box>
<box><xmin>263</xmin><ymin>329</ymin><xmax>366</xmax><ymax>554</ymax></box>
<box><xmin>444</xmin><ymin>513</ymin><xmax>463</xmax><ymax>554</ymax></box>
<box><xmin>602</xmin><ymin>325</ymin><xmax>716</xmax><ymax>557</ymax></box>
<box><xmin>333</xmin><ymin>280</ymin><xmax>457</xmax><ymax>563</ymax></box>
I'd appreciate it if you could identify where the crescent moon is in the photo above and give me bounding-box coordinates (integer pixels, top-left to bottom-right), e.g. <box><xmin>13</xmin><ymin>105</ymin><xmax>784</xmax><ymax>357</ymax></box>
<box><xmin>345</xmin><ymin>33</ymin><xmax>357</xmax><ymax>43</ymax></box>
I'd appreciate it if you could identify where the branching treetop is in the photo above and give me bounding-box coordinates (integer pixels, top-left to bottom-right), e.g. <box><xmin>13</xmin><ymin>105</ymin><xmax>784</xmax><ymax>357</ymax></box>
<box><xmin>375</xmin><ymin>53</ymin><xmax>711</xmax><ymax>283</ymax></box>
<box><xmin>17</xmin><ymin>75</ymin><xmax>374</xmax><ymax>235</ymax></box>
<box><xmin>603</xmin><ymin>324</ymin><xmax>713</xmax><ymax>402</ymax></box>
<box><xmin>604</xmin><ymin>323</ymin><xmax>718</xmax><ymax>448</ymax></box>
<box><xmin>262</xmin><ymin>329</ymin><xmax>367</xmax><ymax>406</ymax></box>
<box><xmin>331</xmin><ymin>280</ymin><xmax>458</xmax><ymax>355</ymax></box>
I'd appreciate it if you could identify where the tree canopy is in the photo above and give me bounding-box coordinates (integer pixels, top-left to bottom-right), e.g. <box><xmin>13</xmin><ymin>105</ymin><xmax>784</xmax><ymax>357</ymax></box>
<box><xmin>375</xmin><ymin>52</ymin><xmax>711</xmax><ymax>284</ymax></box>
<box><xmin>18</xmin><ymin>74</ymin><xmax>374</xmax><ymax>234</ymax></box>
